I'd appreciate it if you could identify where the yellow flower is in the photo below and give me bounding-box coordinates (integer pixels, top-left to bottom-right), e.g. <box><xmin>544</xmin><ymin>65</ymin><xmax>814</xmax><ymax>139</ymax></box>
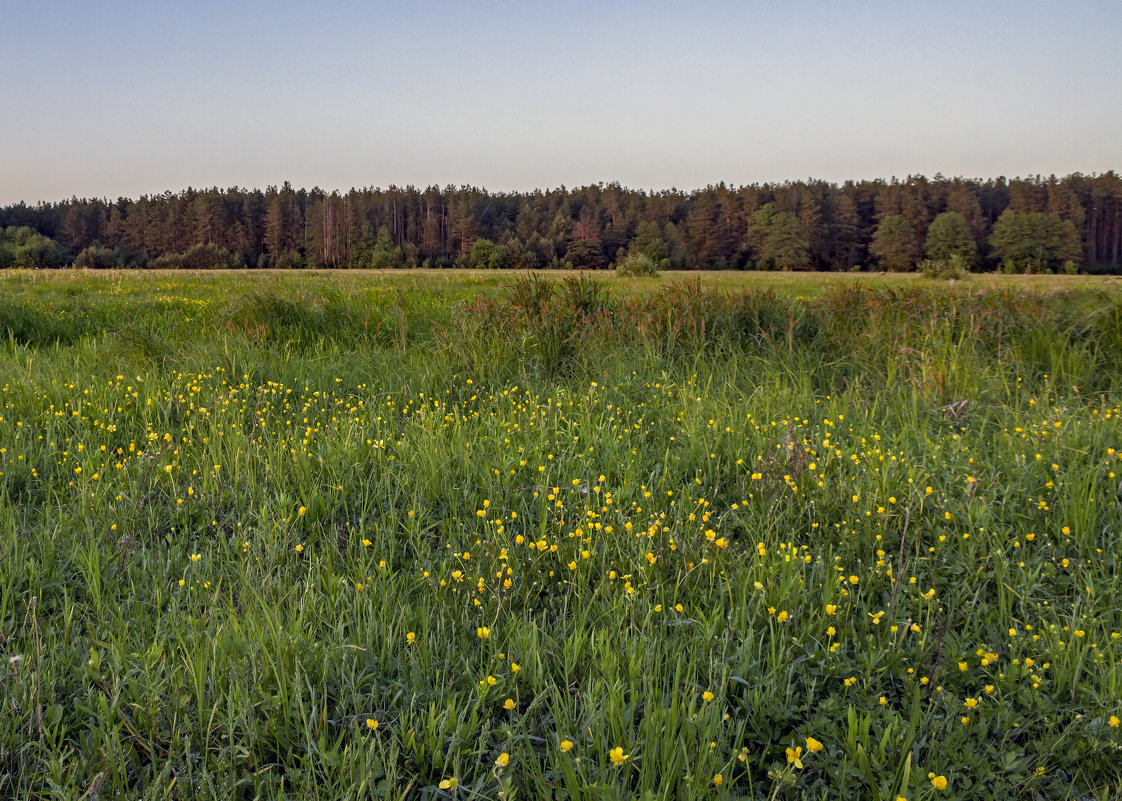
<box><xmin>477</xmin><ymin>626</ymin><xmax>490</xmax><ymax>639</ymax></box>
<box><xmin>510</xmin><ymin>662</ymin><xmax>520</xmax><ymax>673</ymax></box>
<box><xmin>190</xmin><ymin>553</ymin><xmax>201</xmax><ymax>562</ymax></box>
<box><xmin>560</xmin><ymin>739</ymin><xmax>574</xmax><ymax>752</ymax></box>
<box><xmin>931</xmin><ymin>775</ymin><xmax>948</xmax><ymax>790</ymax></box>
<box><xmin>1110</xmin><ymin>715</ymin><xmax>1120</xmax><ymax>727</ymax></box>
<box><xmin>825</xmin><ymin>604</ymin><xmax>837</xmax><ymax>615</ymax></box>
<box><xmin>406</xmin><ymin>631</ymin><xmax>416</xmax><ymax>643</ymax></box>
<box><xmin>805</xmin><ymin>737</ymin><xmax>823</xmax><ymax>752</ymax></box>
<box><xmin>503</xmin><ymin>698</ymin><xmax>516</xmax><ymax>710</ymax></box>
<box><xmin>786</xmin><ymin>746</ymin><xmax>803</xmax><ymax>769</ymax></box>
<box><xmin>702</xmin><ymin>691</ymin><xmax>715</xmax><ymax>702</ymax></box>
<box><xmin>776</xmin><ymin>610</ymin><xmax>789</xmax><ymax>623</ymax></box>
<box><xmin>495</xmin><ymin>752</ymin><xmax>510</xmax><ymax>767</ymax></box>
<box><xmin>438</xmin><ymin>777</ymin><xmax>458</xmax><ymax>790</ymax></box>
<box><xmin>609</xmin><ymin>746</ymin><xmax>629</xmax><ymax>765</ymax></box>
<box><xmin>366</xmin><ymin>718</ymin><xmax>378</xmax><ymax>731</ymax></box>
<box><xmin>712</xmin><ymin>773</ymin><xmax>723</xmax><ymax>787</ymax></box>
<box><xmin>298</xmin><ymin>506</ymin><xmax>306</xmax><ymax>516</ymax></box>
<box><xmin>964</xmin><ymin>698</ymin><xmax>978</xmax><ymax>709</ymax></box>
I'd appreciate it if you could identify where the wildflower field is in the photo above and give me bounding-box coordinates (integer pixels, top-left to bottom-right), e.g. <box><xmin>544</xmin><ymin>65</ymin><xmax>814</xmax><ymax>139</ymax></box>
<box><xmin>2</xmin><ymin>270</ymin><xmax>1122</xmax><ymax>800</ymax></box>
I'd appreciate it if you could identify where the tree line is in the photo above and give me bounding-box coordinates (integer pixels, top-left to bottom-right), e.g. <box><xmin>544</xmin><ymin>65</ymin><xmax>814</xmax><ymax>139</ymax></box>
<box><xmin>1</xmin><ymin>172</ymin><xmax>1120</xmax><ymax>273</ymax></box>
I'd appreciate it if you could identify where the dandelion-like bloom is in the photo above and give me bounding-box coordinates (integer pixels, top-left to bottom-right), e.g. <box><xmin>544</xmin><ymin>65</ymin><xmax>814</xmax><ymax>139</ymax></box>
<box><xmin>477</xmin><ymin>626</ymin><xmax>490</xmax><ymax>639</ymax></box>
<box><xmin>805</xmin><ymin>737</ymin><xmax>823</xmax><ymax>752</ymax></box>
<box><xmin>406</xmin><ymin>632</ymin><xmax>416</xmax><ymax>644</ymax></box>
<box><xmin>712</xmin><ymin>773</ymin><xmax>723</xmax><ymax>786</ymax></box>
<box><xmin>930</xmin><ymin>774</ymin><xmax>948</xmax><ymax>790</ymax></box>
<box><xmin>560</xmin><ymin>739</ymin><xmax>574</xmax><ymax>752</ymax></box>
<box><xmin>438</xmin><ymin>777</ymin><xmax>457</xmax><ymax>790</ymax></box>
<box><xmin>702</xmin><ymin>691</ymin><xmax>714</xmax><ymax>702</ymax></box>
<box><xmin>503</xmin><ymin>698</ymin><xmax>516</xmax><ymax>710</ymax></box>
<box><xmin>609</xmin><ymin>746</ymin><xmax>628</xmax><ymax>764</ymax></box>
<box><xmin>366</xmin><ymin>718</ymin><xmax>378</xmax><ymax>731</ymax></box>
<box><xmin>495</xmin><ymin>752</ymin><xmax>510</xmax><ymax>767</ymax></box>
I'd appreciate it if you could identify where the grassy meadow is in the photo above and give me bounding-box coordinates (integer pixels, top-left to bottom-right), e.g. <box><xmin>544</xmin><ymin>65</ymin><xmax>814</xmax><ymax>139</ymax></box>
<box><xmin>2</xmin><ymin>269</ymin><xmax>1122</xmax><ymax>800</ymax></box>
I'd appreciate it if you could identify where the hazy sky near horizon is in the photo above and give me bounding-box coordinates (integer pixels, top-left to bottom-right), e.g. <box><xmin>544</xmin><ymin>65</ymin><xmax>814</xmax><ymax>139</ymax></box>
<box><xmin>2</xmin><ymin>0</ymin><xmax>1119</xmax><ymax>205</ymax></box>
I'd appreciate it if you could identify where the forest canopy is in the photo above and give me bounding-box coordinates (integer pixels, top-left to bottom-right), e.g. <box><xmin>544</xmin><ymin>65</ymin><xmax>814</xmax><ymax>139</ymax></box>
<box><xmin>1</xmin><ymin>172</ymin><xmax>1119</xmax><ymax>273</ymax></box>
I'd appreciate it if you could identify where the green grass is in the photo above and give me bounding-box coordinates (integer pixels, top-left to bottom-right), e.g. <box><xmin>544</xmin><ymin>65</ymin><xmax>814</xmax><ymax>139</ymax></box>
<box><xmin>1</xmin><ymin>270</ymin><xmax>1121</xmax><ymax>800</ymax></box>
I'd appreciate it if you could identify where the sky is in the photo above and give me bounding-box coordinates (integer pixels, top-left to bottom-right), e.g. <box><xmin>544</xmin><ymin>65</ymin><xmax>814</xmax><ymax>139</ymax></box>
<box><xmin>1</xmin><ymin>0</ymin><xmax>1119</xmax><ymax>205</ymax></box>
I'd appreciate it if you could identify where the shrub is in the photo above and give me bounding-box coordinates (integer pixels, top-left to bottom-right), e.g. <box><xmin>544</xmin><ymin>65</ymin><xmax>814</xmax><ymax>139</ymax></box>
<box><xmin>73</xmin><ymin>245</ymin><xmax>118</xmax><ymax>269</ymax></box>
<box><xmin>920</xmin><ymin>253</ymin><xmax>970</xmax><ymax>280</ymax></box>
<box><xmin>150</xmin><ymin>243</ymin><xmax>233</xmax><ymax>270</ymax></box>
<box><xmin>616</xmin><ymin>252</ymin><xmax>661</xmax><ymax>278</ymax></box>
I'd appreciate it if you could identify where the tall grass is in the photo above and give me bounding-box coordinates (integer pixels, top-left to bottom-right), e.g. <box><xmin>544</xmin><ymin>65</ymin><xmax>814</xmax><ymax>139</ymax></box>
<box><xmin>0</xmin><ymin>271</ymin><xmax>1120</xmax><ymax>799</ymax></box>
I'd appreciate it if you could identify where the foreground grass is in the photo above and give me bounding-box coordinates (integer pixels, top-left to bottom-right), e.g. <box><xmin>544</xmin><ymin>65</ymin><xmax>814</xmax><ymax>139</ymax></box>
<box><xmin>1</xmin><ymin>271</ymin><xmax>1121</xmax><ymax>799</ymax></box>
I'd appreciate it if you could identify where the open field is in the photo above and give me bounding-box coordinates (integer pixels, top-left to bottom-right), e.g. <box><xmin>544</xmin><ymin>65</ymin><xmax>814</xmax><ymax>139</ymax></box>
<box><xmin>3</xmin><ymin>268</ymin><xmax>1121</xmax><ymax>299</ymax></box>
<box><xmin>2</xmin><ymin>271</ymin><xmax>1122</xmax><ymax>799</ymax></box>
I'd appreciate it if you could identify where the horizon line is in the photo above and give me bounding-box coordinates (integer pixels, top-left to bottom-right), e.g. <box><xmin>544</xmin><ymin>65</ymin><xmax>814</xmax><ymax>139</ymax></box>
<box><xmin>6</xmin><ymin>169</ymin><xmax>1120</xmax><ymax>207</ymax></box>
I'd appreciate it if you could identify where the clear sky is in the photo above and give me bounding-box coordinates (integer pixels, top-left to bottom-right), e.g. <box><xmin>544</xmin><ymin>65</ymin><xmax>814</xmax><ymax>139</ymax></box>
<box><xmin>1</xmin><ymin>0</ymin><xmax>1119</xmax><ymax>205</ymax></box>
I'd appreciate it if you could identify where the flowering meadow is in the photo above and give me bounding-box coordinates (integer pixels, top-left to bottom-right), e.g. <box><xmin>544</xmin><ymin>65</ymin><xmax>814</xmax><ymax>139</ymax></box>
<box><xmin>2</xmin><ymin>270</ymin><xmax>1121</xmax><ymax>800</ymax></box>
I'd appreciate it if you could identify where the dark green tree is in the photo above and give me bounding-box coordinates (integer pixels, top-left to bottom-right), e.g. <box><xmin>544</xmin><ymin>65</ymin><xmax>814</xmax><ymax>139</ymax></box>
<box><xmin>470</xmin><ymin>238</ymin><xmax>510</xmax><ymax>269</ymax></box>
<box><xmin>0</xmin><ymin>226</ymin><xmax>68</xmax><ymax>268</ymax></box>
<box><xmin>369</xmin><ymin>226</ymin><xmax>398</xmax><ymax>269</ymax></box>
<box><xmin>631</xmin><ymin>220</ymin><xmax>669</xmax><ymax>263</ymax></box>
<box><xmin>870</xmin><ymin>215</ymin><xmax>918</xmax><ymax>271</ymax></box>
<box><xmin>989</xmin><ymin>211</ymin><xmax>1081</xmax><ymax>273</ymax></box>
<box><xmin>924</xmin><ymin>211</ymin><xmax>977</xmax><ymax>266</ymax></box>
<box><xmin>749</xmin><ymin>204</ymin><xmax>810</xmax><ymax>270</ymax></box>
